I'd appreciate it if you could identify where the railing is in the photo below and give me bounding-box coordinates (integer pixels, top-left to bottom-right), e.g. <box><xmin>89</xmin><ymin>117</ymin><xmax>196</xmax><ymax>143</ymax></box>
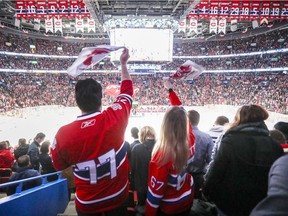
<box><xmin>0</xmin><ymin>171</ymin><xmax>69</xmax><ymax>216</ymax></box>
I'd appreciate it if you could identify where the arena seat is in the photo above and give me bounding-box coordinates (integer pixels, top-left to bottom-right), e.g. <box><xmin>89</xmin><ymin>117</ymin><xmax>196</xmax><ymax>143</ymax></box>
<box><xmin>0</xmin><ymin>171</ymin><xmax>69</xmax><ymax>216</ymax></box>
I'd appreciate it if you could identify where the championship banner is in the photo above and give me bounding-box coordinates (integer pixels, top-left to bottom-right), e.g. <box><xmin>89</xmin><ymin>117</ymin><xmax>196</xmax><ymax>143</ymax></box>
<box><xmin>75</xmin><ymin>17</ymin><xmax>84</xmax><ymax>32</ymax></box>
<box><xmin>281</xmin><ymin>3</ymin><xmax>288</xmax><ymax>20</ymax></box>
<box><xmin>58</xmin><ymin>0</ymin><xmax>69</xmax><ymax>19</ymax></box>
<box><xmin>198</xmin><ymin>0</ymin><xmax>209</xmax><ymax>20</ymax></box>
<box><xmin>219</xmin><ymin>0</ymin><xmax>230</xmax><ymax>19</ymax></box>
<box><xmin>87</xmin><ymin>18</ymin><xmax>96</xmax><ymax>32</ymax></box>
<box><xmin>187</xmin><ymin>5</ymin><xmax>199</xmax><ymax>20</ymax></box>
<box><xmin>37</xmin><ymin>0</ymin><xmax>47</xmax><ymax>19</ymax></box>
<box><xmin>250</xmin><ymin>0</ymin><xmax>260</xmax><ymax>21</ymax></box>
<box><xmin>229</xmin><ymin>0</ymin><xmax>240</xmax><ymax>21</ymax></box>
<box><xmin>218</xmin><ymin>18</ymin><xmax>226</xmax><ymax>34</ymax></box>
<box><xmin>26</xmin><ymin>0</ymin><xmax>37</xmax><ymax>19</ymax></box>
<box><xmin>178</xmin><ymin>17</ymin><xmax>186</xmax><ymax>33</ymax></box>
<box><xmin>79</xmin><ymin>0</ymin><xmax>91</xmax><ymax>18</ymax></box>
<box><xmin>16</xmin><ymin>1</ymin><xmax>26</xmax><ymax>20</ymax></box>
<box><xmin>209</xmin><ymin>0</ymin><xmax>219</xmax><ymax>20</ymax></box>
<box><xmin>48</xmin><ymin>0</ymin><xmax>58</xmax><ymax>19</ymax></box>
<box><xmin>45</xmin><ymin>18</ymin><xmax>54</xmax><ymax>33</ymax></box>
<box><xmin>270</xmin><ymin>2</ymin><xmax>281</xmax><ymax>21</ymax></box>
<box><xmin>209</xmin><ymin>18</ymin><xmax>218</xmax><ymax>33</ymax></box>
<box><xmin>239</xmin><ymin>0</ymin><xmax>250</xmax><ymax>21</ymax></box>
<box><xmin>54</xmin><ymin>17</ymin><xmax>62</xmax><ymax>33</ymax></box>
<box><xmin>189</xmin><ymin>18</ymin><xmax>198</xmax><ymax>34</ymax></box>
<box><xmin>70</xmin><ymin>0</ymin><xmax>80</xmax><ymax>18</ymax></box>
<box><xmin>260</xmin><ymin>2</ymin><xmax>270</xmax><ymax>23</ymax></box>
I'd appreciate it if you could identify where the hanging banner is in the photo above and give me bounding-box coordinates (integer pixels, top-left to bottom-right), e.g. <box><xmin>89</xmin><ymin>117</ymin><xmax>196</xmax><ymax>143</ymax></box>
<box><xmin>229</xmin><ymin>0</ymin><xmax>240</xmax><ymax>21</ymax></box>
<box><xmin>209</xmin><ymin>18</ymin><xmax>218</xmax><ymax>33</ymax></box>
<box><xmin>260</xmin><ymin>2</ymin><xmax>270</xmax><ymax>23</ymax></box>
<box><xmin>239</xmin><ymin>0</ymin><xmax>250</xmax><ymax>21</ymax></box>
<box><xmin>75</xmin><ymin>17</ymin><xmax>84</xmax><ymax>32</ymax></box>
<box><xmin>218</xmin><ymin>18</ymin><xmax>226</xmax><ymax>34</ymax></box>
<box><xmin>37</xmin><ymin>0</ymin><xmax>47</xmax><ymax>19</ymax></box>
<box><xmin>79</xmin><ymin>0</ymin><xmax>91</xmax><ymax>18</ymax></box>
<box><xmin>219</xmin><ymin>0</ymin><xmax>230</xmax><ymax>20</ymax></box>
<box><xmin>230</xmin><ymin>19</ymin><xmax>237</xmax><ymax>31</ymax></box>
<box><xmin>48</xmin><ymin>0</ymin><xmax>58</xmax><ymax>19</ymax></box>
<box><xmin>70</xmin><ymin>0</ymin><xmax>80</xmax><ymax>18</ymax></box>
<box><xmin>45</xmin><ymin>18</ymin><xmax>54</xmax><ymax>33</ymax></box>
<box><xmin>250</xmin><ymin>0</ymin><xmax>260</xmax><ymax>21</ymax></box>
<box><xmin>54</xmin><ymin>17</ymin><xmax>62</xmax><ymax>33</ymax></box>
<box><xmin>209</xmin><ymin>0</ymin><xmax>219</xmax><ymax>20</ymax></box>
<box><xmin>26</xmin><ymin>0</ymin><xmax>37</xmax><ymax>19</ymax></box>
<box><xmin>58</xmin><ymin>0</ymin><xmax>69</xmax><ymax>19</ymax></box>
<box><xmin>178</xmin><ymin>17</ymin><xmax>186</xmax><ymax>33</ymax></box>
<box><xmin>87</xmin><ymin>18</ymin><xmax>96</xmax><ymax>32</ymax></box>
<box><xmin>15</xmin><ymin>1</ymin><xmax>26</xmax><ymax>20</ymax></box>
<box><xmin>189</xmin><ymin>18</ymin><xmax>198</xmax><ymax>34</ymax></box>
<box><xmin>270</xmin><ymin>1</ymin><xmax>281</xmax><ymax>21</ymax></box>
<box><xmin>281</xmin><ymin>3</ymin><xmax>288</xmax><ymax>20</ymax></box>
<box><xmin>187</xmin><ymin>5</ymin><xmax>199</xmax><ymax>20</ymax></box>
<box><xmin>198</xmin><ymin>0</ymin><xmax>209</xmax><ymax>20</ymax></box>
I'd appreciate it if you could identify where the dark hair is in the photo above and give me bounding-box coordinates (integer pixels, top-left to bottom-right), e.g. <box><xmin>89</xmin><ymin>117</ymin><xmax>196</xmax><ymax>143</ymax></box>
<box><xmin>188</xmin><ymin>110</ymin><xmax>200</xmax><ymax>126</ymax></box>
<box><xmin>0</xmin><ymin>141</ymin><xmax>7</xmax><ymax>150</ymax></box>
<box><xmin>17</xmin><ymin>155</ymin><xmax>30</xmax><ymax>167</ymax></box>
<box><xmin>75</xmin><ymin>78</ymin><xmax>102</xmax><ymax>113</ymax></box>
<box><xmin>215</xmin><ymin>116</ymin><xmax>229</xmax><ymax>126</ymax></box>
<box><xmin>274</xmin><ymin>121</ymin><xmax>288</xmax><ymax>141</ymax></box>
<box><xmin>231</xmin><ymin>104</ymin><xmax>269</xmax><ymax>128</ymax></box>
<box><xmin>40</xmin><ymin>141</ymin><xmax>50</xmax><ymax>154</ymax></box>
<box><xmin>18</xmin><ymin>138</ymin><xmax>27</xmax><ymax>146</ymax></box>
<box><xmin>131</xmin><ymin>127</ymin><xmax>139</xmax><ymax>139</ymax></box>
<box><xmin>35</xmin><ymin>132</ymin><xmax>45</xmax><ymax>140</ymax></box>
<box><xmin>270</xmin><ymin>129</ymin><xmax>286</xmax><ymax>144</ymax></box>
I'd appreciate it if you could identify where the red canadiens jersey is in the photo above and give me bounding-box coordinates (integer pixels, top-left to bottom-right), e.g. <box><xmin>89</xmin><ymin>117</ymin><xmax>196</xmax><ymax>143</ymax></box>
<box><xmin>51</xmin><ymin>80</ymin><xmax>133</xmax><ymax>214</ymax></box>
<box><xmin>145</xmin><ymin>89</ymin><xmax>195</xmax><ymax>215</ymax></box>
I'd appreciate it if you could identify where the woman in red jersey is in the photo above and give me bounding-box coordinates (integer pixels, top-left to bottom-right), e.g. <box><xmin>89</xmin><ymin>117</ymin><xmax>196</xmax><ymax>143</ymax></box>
<box><xmin>145</xmin><ymin>79</ymin><xmax>195</xmax><ymax>216</ymax></box>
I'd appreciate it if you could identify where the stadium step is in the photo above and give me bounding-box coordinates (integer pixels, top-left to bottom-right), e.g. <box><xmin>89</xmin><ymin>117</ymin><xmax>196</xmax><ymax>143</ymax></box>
<box><xmin>57</xmin><ymin>201</ymin><xmax>77</xmax><ymax>216</ymax></box>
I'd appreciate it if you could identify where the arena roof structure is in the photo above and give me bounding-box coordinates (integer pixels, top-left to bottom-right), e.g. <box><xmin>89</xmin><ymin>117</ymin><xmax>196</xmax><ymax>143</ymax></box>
<box><xmin>0</xmin><ymin>0</ymin><xmax>287</xmax><ymax>41</ymax></box>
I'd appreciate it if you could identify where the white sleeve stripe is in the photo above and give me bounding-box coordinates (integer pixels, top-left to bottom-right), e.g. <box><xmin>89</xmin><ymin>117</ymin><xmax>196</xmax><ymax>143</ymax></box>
<box><xmin>147</xmin><ymin>199</ymin><xmax>159</xmax><ymax>209</ymax></box>
<box><xmin>148</xmin><ymin>187</ymin><xmax>164</xmax><ymax>199</ymax></box>
<box><xmin>162</xmin><ymin>189</ymin><xmax>192</xmax><ymax>202</ymax></box>
<box><xmin>118</xmin><ymin>94</ymin><xmax>133</xmax><ymax>104</ymax></box>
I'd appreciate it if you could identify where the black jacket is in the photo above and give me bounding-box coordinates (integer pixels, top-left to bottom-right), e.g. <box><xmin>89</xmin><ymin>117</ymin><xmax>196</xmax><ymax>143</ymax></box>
<box><xmin>14</xmin><ymin>144</ymin><xmax>29</xmax><ymax>159</ymax></box>
<box><xmin>203</xmin><ymin>121</ymin><xmax>283</xmax><ymax>216</ymax></box>
<box><xmin>130</xmin><ymin>139</ymin><xmax>155</xmax><ymax>205</ymax></box>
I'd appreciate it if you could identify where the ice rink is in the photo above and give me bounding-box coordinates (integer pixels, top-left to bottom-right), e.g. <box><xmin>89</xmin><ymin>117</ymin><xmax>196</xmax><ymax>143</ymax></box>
<box><xmin>1</xmin><ymin>105</ymin><xmax>287</xmax><ymax>147</ymax></box>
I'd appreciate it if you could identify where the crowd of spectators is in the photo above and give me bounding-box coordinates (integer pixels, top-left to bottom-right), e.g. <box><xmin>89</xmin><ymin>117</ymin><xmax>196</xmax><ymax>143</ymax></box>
<box><xmin>0</xmin><ymin>53</ymin><xmax>287</xmax><ymax>71</ymax></box>
<box><xmin>0</xmin><ymin>72</ymin><xmax>287</xmax><ymax>114</ymax></box>
<box><xmin>0</xmin><ymin>28</ymin><xmax>287</xmax><ymax>115</ymax></box>
<box><xmin>0</xmin><ymin>28</ymin><xmax>287</xmax><ymax>56</ymax></box>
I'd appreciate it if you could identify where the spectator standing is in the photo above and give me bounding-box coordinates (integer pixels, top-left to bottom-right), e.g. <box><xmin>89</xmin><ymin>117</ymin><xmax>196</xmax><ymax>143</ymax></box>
<box><xmin>203</xmin><ymin>104</ymin><xmax>284</xmax><ymax>216</ymax></box>
<box><xmin>51</xmin><ymin>48</ymin><xmax>133</xmax><ymax>216</ymax></box>
<box><xmin>250</xmin><ymin>155</ymin><xmax>288</xmax><ymax>216</ymax></box>
<box><xmin>7</xmin><ymin>155</ymin><xmax>42</xmax><ymax>195</ymax></box>
<box><xmin>207</xmin><ymin>116</ymin><xmax>229</xmax><ymax>144</ymax></box>
<box><xmin>130</xmin><ymin>127</ymin><xmax>140</xmax><ymax>151</ymax></box>
<box><xmin>27</xmin><ymin>132</ymin><xmax>45</xmax><ymax>171</ymax></box>
<box><xmin>14</xmin><ymin>138</ymin><xmax>29</xmax><ymax>160</ymax></box>
<box><xmin>130</xmin><ymin>126</ymin><xmax>156</xmax><ymax>210</ymax></box>
<box><xmin>187</xmin><ymin>110</ymin><xmax>214</xmax><ymax>199</ymax></box>
<box><xmin>39</xmin><ymin>140</ymin><xmax>57</xmax><ymax>181</ymax></box>
<box><xmin>0</xmin><ymin>141</ymin><xmax>15</xmax><ymax>169</ymax></box>
<box><xmin>146</xmin><ymin>79</ymin><xmax>195</xmax><ymax>216</ymax></box>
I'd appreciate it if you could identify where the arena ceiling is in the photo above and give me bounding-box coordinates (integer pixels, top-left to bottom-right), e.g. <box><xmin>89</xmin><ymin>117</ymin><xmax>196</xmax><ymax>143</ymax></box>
<box><xmin>0</xmin><ymin>0</ymin><xmax>287</xmax><ymax>41</ymax></box>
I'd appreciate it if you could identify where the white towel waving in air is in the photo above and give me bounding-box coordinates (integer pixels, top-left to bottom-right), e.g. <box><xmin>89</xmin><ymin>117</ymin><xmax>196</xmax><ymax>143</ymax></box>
<box><xmin>67</xmin><ymin>45</ymin><xmax>124</xmax><ymax>77</ymax></box>
<box><xmin>169</xmin><ymin>60</ymin><xmax>204</xmax><ymax>80</ymax></box>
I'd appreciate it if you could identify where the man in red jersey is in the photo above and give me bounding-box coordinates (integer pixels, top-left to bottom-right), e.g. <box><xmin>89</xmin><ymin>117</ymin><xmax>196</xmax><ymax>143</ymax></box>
<box><xmin>51</xmin><ymin>48</ymin><xmax>133</xmax><ymax>216</ymax></box>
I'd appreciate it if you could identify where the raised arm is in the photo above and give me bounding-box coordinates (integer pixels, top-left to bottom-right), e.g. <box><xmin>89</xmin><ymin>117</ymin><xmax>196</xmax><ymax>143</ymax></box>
<box><xmin>120</xmin><ymin>48</ymin><xmax>131</xmax><ymax>81</ymax></box>
<box><xmin>164</xmin><ymin>79</ymin><xmax>182</xmax><ymax>106</ymax></box>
